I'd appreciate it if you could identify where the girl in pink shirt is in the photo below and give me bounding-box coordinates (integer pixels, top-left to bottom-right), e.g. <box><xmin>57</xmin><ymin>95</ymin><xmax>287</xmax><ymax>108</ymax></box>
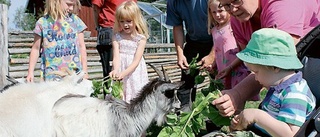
<box><xmin>208</xmin><ymin>0</ymin><xmax>250</xmax><ymax>90</ymax></box>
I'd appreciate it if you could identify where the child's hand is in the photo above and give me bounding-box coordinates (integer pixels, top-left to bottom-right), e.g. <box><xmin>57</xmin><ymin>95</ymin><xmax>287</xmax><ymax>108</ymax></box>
<box><xmin>109</xmin><ymin>71</ymin><xmax>118</xmax><ymax>80</ymax></box>
<box><xmin>215</xmin><ymin>65</ymin><xmax>232</xmax><ymax>80</ymax></box>
<box><xmin>26</xmin><ymin>73</ymin><xmax>34</xmax><ymax>83</ymax></box>
<box><xmin>109</xmin><ymin>71</ymin><xmax>125</xmax><ymax>80</ymax></box>
<box><xmin>83</xmin><ymin>72</ymin><xmax>89</xmax><ymax>79</ymax></box>
<box><xmin>230</xmin><ymin>109</ymin><xmax>257</xmax><ymax>131</ymax></box>
<box><xmin>116</xmin><ymin>72</ymin><xmax>126</xmax><ymax>80</ymax></box>
<box><xmin>231</xmin><ymin>114</ymin><xmax>241</xmax><ymax>131</ymax></box>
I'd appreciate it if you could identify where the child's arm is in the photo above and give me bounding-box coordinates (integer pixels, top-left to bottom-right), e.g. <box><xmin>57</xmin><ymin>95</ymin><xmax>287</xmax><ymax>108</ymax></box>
<box><xmin>231</xmin><ymin>108</ymin><xmax>300</xmax><ymax>137</ymax></box>
<box><xmin>216</xmin><ymin>41</ymin><xmax>246</xmax><ymax>80</ymax></box>
<box><xmin>215</xmin><ymin>58</ymin><xmax>243</xmax><ymax>79</ymax></box>
<box><xmin>117</xmin><ymin>36</ymin><xmax>147</xmax><ymax>80</ymax></box>
<box><xmin>110</xmin><ymin>34</ymin><xmax>121</xmax><ymax>79</ymax></box>
<box><xmin>78</xmin><ymin>31</ymin><xmax>88</xmax><ymax>79</ymax></box>
<box><xmin>26</xmin><ymin>34</ymin><xmax>42</xmax><ymax>82</ymax></box>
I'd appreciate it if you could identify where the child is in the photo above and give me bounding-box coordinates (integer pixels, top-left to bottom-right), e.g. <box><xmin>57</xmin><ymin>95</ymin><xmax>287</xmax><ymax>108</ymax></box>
<box><xmin>207</xmin><ymin>0</ymin><xmax>250</xmax><ymax>90</ymax></box>
<box><xmin>26</xmin><ymin>0</ymin><xmax>88</xmax><ymax>82</ymax></box>
<box><xmin>109</xmin><ymin>1</ymin><xmax>149</xmax><ymax>103</ymax></box>
<box><xmin>232</xmin><ymin>28</ymin><xmax>316</xmax><ymax>136</ymax></box>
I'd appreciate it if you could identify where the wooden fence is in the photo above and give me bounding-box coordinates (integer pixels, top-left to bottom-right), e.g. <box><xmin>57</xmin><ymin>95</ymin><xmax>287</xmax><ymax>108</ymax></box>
<box><xmin>3</xmin><ymin>31</ymin><xmax>209</xmax><ymax>89</ymax></box>
<box><xmin>6</xmin><ymin>31</ymin><xmax>180</xmax><ymax>81</ymax></box>
<box><xmin>0</xmin><ymin>4</ymin><xmax>208</xmax><ymax>89</ymax></box>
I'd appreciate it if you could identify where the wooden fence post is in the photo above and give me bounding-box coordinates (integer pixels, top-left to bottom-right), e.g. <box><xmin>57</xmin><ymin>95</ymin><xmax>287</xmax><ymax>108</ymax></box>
<box><xmin>0</xmin><ymin>4</ymin><xmax>8</xmax><ymax>89</ymax></box>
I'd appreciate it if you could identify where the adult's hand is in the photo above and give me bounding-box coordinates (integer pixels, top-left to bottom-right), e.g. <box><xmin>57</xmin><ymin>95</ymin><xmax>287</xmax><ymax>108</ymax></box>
<box><xmin>198</xmin><ymin>54</ymin><xmax>215</xmax><ymax>70</ymax></box>
<box><xmin>177</xmin><ymin>54</ymin><xmax>189</xmax><ymax>70</ymax></box>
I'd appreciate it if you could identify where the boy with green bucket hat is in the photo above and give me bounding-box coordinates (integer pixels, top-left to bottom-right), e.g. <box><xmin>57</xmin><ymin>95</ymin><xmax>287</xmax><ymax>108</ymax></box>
<box><xmin>230</xmin><ymin>28</ymin><xmax>316</xmax><ymax>136</ymax></box>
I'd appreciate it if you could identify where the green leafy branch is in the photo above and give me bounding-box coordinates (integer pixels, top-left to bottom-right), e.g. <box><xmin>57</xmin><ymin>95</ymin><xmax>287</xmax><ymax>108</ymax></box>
<box><xmin>155</xmin><ymin>54</ymin><xmax>231</xmax><ymax>137</ymax></box>
<box><xmin>91</xmin><ymin>77</ymin><xmax>123</xmax><ymax>99</ymax></box>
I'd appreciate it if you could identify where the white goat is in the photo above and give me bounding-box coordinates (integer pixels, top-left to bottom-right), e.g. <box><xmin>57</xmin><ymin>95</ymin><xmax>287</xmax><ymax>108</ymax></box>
<box><xmin>0</xmin><ymin>72</ymin><xmax>93</xmax><ymax>137</ymax></box>
<box><xmin>52</xmin><ymin>78</ymin><xmax>184</xmax><ymax>137</ymax></box>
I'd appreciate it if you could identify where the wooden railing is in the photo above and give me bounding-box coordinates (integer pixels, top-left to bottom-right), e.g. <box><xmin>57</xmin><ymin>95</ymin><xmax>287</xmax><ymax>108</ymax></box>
<box><xmin>7</xmin><ymin>32</ymin><xmax>179</xmax><ymax>81</ymax></box>
<box><xmin>3</xmin><ymin>31</ymin><xmax>208</xmax><ymax>89</ymax></box>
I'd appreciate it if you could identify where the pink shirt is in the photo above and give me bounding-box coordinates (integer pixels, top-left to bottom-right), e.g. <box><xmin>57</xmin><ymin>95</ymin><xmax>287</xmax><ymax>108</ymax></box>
<box><xmin>231</xmin><ymin>0</ymin><xmax>320</xmax><ymax>47</ymax></box>
<box><xmin>212</xmin><ymin>23</ymin><xmax>250</xmax><ymax>89</ymax></box>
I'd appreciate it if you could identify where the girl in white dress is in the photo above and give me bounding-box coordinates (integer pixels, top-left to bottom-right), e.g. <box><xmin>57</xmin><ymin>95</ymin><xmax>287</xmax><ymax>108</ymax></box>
<box><xmin>109</xmin><ymin>1</ymin><xmax>149</xmax><ymax>103</ymax></box>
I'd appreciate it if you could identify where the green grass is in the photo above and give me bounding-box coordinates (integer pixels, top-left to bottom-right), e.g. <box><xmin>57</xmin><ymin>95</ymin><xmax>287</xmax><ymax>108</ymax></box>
<box><xmin>11</xmin><ymin>54</ymin><xmax>29</xmax><ymax>58</ymax></box>
<box><xmin>245</xmin><ymin>88</ymin><xmax>267</xmax><ymax>109</ymax></box>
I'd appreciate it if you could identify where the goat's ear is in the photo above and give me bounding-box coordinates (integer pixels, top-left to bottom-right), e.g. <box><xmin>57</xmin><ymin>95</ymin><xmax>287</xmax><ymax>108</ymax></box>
<box><xmin>61</xmin><ymin>71</ymin><xmax>85</xmax><ymax>84</ymax></box>
<box><xmin>75</xmin><ymin>72</ymin><xmax>85</xmax><ymax>84</ymax></box>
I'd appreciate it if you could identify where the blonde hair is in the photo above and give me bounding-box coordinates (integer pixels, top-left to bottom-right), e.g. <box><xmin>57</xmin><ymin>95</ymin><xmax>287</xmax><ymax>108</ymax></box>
<box><xmin>207</xmin><ymin>0</ymin><xmax>230</xmax><ymax>34</ymax></box>
<box><xmin>114</xmin><ymin>1</ymin><xmax>149</xmax><ymax>38</ymax></box>
<box><xmin>44</xmin><ymin>0</ymin><xmax>81</xmax><ymax>20</ymax></box>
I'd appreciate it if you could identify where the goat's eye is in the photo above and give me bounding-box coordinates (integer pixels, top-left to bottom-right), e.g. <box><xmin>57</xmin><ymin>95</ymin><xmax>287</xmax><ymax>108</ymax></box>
<box><xmin>164</xmin><ymin>90</ymin><xmax>175</xmax><ymax>98</ymax></box>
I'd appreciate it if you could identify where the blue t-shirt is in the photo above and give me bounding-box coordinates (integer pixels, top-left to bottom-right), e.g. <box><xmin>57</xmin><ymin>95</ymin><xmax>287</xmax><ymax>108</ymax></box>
<box><xmin>166</xmin><ymin>0</ymin><xmax>212</xmax><ymax>42</ymax></box>
<box><xmin>33</xmin><ymin>14</ymin><xmax>87</xmax><ymax>81</ymax></box>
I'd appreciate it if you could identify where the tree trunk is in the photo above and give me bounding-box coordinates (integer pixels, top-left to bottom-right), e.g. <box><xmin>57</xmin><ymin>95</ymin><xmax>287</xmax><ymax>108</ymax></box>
<box><xmin>0</xmin><ymin>4</ymin><xmax>8</xmax><ymax>89</ymax></box>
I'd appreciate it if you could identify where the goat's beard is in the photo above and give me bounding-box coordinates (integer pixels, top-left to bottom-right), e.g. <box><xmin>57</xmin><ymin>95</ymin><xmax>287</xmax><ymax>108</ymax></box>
<box><xmin>154</xmin><ymin>109</ymin><xmax>168</xmax><ymax>126</ymax></box>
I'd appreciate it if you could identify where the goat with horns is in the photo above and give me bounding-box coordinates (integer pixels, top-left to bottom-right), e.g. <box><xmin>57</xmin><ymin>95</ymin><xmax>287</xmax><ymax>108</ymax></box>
<box><xmin>52</xmin><ymin>64</ymin><xmax>184</xmax><ymax>137</ymax></box>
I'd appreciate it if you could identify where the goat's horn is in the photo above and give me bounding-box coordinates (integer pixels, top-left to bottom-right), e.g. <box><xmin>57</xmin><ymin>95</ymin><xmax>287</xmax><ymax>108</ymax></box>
<box><xmin>6</xmin><ymin>75</ymin><xmax>19</xmax><ymax>84</ymax></box>
<box><xmin>147</xmin><ymin>62</ymin><xmax>164</xmax><ymax>80</ymax></box>
<box><xmin>161</xmin><ymin>65</ymin><xmax>170</xmax><ymax>82</ymax></box>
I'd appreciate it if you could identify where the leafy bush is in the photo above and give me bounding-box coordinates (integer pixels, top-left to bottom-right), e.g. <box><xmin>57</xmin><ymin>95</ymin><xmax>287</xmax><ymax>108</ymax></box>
<box><xmin>148</xmin><ymin>54</ymin><xmax>231</xmax><ymax>137</ymax></box>
<box><xmin>91</xmin><ymin>78</ymin><xmax>123</xmax><ymax>99</ymax></box>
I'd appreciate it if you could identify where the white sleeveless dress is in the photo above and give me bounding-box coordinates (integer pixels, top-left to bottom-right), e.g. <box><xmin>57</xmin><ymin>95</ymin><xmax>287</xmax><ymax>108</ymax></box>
<box><xmin>115</xmin><ymin>33</ymin><xmax>149</xmax><ymax>103</ymax></box>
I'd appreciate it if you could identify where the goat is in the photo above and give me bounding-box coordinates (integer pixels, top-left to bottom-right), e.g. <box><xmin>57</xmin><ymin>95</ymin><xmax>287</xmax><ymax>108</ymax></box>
<box><xmin>51</xmin><ymin>64</ymin><xmax>184</xmax><ymax>137</ymax></box>
<box><xmin>0</xmin><ymin>71</ymin><xmax>93</xmax><ymax>137</ymax></box>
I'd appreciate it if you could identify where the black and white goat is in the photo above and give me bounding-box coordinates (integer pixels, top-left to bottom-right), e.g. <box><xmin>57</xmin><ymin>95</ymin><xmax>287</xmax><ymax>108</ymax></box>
<box><xmin>52</xmin><ymin>65</ymin><xmax>184</xmax><ymax>137</ymax></box>
<box><xmin>0</xmin><ymin>71</ymin><xmax>93</xmax><ymax>137</ymax></box>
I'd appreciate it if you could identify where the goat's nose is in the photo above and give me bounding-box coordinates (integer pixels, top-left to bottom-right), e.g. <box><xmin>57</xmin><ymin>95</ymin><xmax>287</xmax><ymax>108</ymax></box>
<box><xmin>173</xmin><ymin>102</ymin><xmax>180</xmax><ymax>109</ymax></box>
<box><xmin>173</xmin><ymin>94</ymin><xmax>181</xmax><ymax>109</ymax></box>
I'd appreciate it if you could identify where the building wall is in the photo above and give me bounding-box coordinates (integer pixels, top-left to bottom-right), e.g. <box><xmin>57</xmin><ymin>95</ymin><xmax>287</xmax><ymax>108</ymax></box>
<box><xmin>78</xmin><ymin>6</ymin><xmax>97</xmax><ymax>37</ymax></box>
<box><xmin>26</xmin><ymin>0</ymin><xmax>97</xmax><ymax>37</ymax></box>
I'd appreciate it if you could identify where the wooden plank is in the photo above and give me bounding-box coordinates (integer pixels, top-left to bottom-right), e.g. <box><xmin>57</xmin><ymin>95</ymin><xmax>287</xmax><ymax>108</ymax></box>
<box><xmin>9</xmin><ymin>64</ymin><xmax>40</xmax><ymax>71</ymax></box>
<box><xmin>143</xmin><ymin>52</ymin><xmax>176</xmax><ymax>56</ymax></box>
<box><xmin>10</xmin><ymin>57</ymin><xmax>101</xmax><ymax>64</ymax></box>
<box><xmin>145</xmin><ymin>58</ymin><xmax>177</xmax><ymax>63</ymax></box>
<box><xmin>9</xmin><ymin>42</ymin><xmax>96</xmax><ymax>49</ymax></box>
<box><xmin>145</xmin><ymin>43</ymin><xmax>175</xmax><ymax>48</ymax></box>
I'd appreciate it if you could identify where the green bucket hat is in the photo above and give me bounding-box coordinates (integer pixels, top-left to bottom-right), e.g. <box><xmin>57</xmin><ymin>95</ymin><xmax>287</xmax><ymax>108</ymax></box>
<box><xmin>236</xmin><ymin>28</ymin><xmax>303</xmax><ymax>69</ymax></box>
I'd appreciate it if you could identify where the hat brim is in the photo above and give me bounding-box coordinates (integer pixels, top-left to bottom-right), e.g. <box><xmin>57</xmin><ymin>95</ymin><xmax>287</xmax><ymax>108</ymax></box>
<box><xmin>237</xmin><ymin>49</ymin><xmax>303</xmax><ymax>69</ymax></box>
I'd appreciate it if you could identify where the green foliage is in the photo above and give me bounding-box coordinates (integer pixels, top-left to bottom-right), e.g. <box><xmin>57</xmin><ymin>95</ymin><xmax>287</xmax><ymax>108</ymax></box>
<box><xmin>188</xmin><ymin>54</ymin><xmax>200</xmax><ymax>76</ymax></box>
<box><xmin>13</xmin><ymin>6</ymin><xmax>37</xmax><ymax>31</ymax></box>
<box><xmin>91</xmin><ymin>78</ymin><xmax>123</xmax><ymax>99</ymax></box>
<box><xmin>150</xmin><ymin>54</ymin><xmax>231</xmax><ymax>136</ymax></box>
<box><xmin>10</xmin><ymin>53</ymin><xmax>29</xmax><ymax>59</ymax></box>
<box><xmin>0</xmin><ymin>0</ymin><xmax>10</xmax><ymax>7</ymax></box>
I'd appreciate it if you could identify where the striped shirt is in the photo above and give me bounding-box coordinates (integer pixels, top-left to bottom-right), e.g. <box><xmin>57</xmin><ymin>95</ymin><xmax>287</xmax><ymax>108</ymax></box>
<box><xmin>255</xmin><ymin>71</ymin><xmax>316</xmax><ymax>134</ymax></box>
